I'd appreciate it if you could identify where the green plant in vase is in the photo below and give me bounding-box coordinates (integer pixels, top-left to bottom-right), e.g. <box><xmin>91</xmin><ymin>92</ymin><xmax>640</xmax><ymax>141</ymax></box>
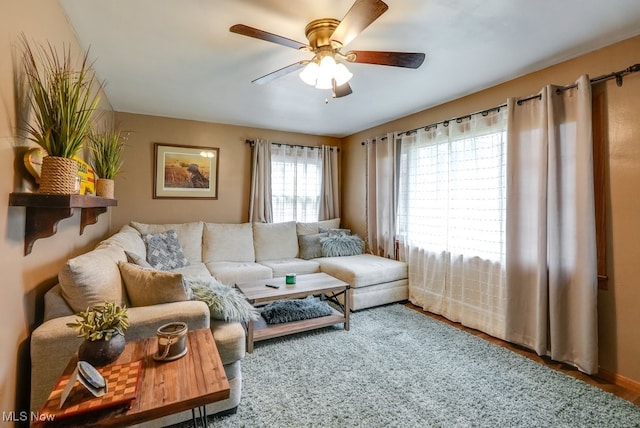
<box><xmin>21</xmin><ymin>35</ymin><xmax>101</xmax><ymax>194</ymax></box>
<box><xmin>67</xmin><ymin>302</ymin><xmax>129</xmax><ymax>366</ymax></box>
<box><xmin>88</xmin><ymin>122</ymin><xmax>126</xmax><ymax>198</ymax></box>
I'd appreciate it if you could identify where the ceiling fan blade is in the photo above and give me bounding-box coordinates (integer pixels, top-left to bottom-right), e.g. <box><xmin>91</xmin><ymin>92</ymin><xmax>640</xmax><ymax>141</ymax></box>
<box><xmin>346</xmin><ymin>50</ymin><xmax>425</xmax><ymax>68</ymax></box>
<box><xmin>230</xmin><ymin>24</ymin><xmax>308</xmax><ymax>50</ymax></box>
<box><xmin>252</xmin><ymin>61</ymin><xmax>306</xmax><ymax>85</ymax></box>
<box><xmin>331</xmin><ymin>0</ymin><xmax>389</xmax><ymax>47</ymax></box>
<box><xmin>333</xmin><ymin>81</ymin><xmax>353</xmax><ymax>98</ymax></box>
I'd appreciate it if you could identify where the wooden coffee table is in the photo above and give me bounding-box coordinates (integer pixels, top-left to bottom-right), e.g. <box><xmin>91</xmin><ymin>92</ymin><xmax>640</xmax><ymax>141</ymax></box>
<box><xmin>38</xmin><ymin>328</ymin><xmax>229</xmax><ymax>427</ymax></box>
<box><xmin>236</xmin><ymin>272</ymin><xmax>350</xmax><ymax>353</ymax></box>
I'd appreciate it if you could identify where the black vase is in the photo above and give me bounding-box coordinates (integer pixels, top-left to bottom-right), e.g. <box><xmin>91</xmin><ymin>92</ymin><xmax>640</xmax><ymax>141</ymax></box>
<box><xmin>78</xmin><ymin>334</ymin><xmax>125</xmax><ymax>367</ymax></box>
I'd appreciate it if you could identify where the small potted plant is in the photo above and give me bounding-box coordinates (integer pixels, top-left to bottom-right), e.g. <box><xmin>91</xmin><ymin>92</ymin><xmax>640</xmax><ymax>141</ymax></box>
<box><xmin>21</xmin><ymin>36</ymin><xmax>102</xmax><ymax>194</ymax></box>
<box><xmin>88</xmin><ymin>121</ymin><xmax>126</xmax><ymax>198</ymax></box>
<box><xmin>67</xmin><ymin>302</ymin><xmax>129</xmax><ymax>366</ymax></box>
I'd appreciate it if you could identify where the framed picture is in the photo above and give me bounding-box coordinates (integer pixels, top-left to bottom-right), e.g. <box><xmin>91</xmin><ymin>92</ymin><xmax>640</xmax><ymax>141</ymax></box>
<box><xmin>153</xmin><ymin>143</ymin><xmax>219</xmax><ymax>199</ymax></box>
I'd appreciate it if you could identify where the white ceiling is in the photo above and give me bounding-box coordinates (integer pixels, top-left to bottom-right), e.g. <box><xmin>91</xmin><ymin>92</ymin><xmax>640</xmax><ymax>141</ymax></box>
<box><xmin>58</xmin><ymin>0</ymin><xmax>640</xmax><ymax>138</ymax></box>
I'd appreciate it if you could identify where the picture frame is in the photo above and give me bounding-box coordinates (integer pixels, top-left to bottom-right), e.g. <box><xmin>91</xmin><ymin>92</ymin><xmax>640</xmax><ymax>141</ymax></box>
<box><xmin>153</xmin><ymin>143</ymin><xmax>219</xmax><ymax>199</ymax></box>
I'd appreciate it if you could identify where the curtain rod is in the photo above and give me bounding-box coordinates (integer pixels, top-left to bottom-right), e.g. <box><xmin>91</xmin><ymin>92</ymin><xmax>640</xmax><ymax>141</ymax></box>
<box><xmin>362</xmin><ymin>62</ymin><xmax>640</xmax><ymax>144</ymax></box>
<box><xmin>245</xmin><ymin>139</ymin><xmax>339</xmax><ymax>152</ymax></box>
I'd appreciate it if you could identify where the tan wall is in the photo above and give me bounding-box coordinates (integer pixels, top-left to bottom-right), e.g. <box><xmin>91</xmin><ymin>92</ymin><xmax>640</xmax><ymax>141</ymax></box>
<box><xmin>111</xmin><ymin>113</ymin><xmax>341</xmax><ymax>230</ymax></box>
<box><xmin>342</xmin><ymin>35</ymin><xmax>640</xmax><ymax>385</ymax></box>
<box><xmin>0</xmin><ymin>1</ymin><xmax>114</xmax><ymax>417</ymax></box>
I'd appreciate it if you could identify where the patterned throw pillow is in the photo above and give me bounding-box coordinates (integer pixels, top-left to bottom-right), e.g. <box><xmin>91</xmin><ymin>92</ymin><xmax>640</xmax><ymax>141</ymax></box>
<box><xmin>142</xmin><ymin>229</ymin><xmax>190</xmax><ymax>270</ymax></box>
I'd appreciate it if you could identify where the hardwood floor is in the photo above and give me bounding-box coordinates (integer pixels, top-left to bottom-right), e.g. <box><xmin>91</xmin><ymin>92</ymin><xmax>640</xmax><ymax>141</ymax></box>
<box><xmin>405</xmin><ymin>302</ymin><xmax>640</xmax><ymax>407</ymax></box>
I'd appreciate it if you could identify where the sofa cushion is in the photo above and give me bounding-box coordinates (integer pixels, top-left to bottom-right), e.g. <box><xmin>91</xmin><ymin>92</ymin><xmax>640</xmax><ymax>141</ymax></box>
<box><xmin>203</xmin><ymin>223</ymin><xmax>255</xmax><ymax>263</ymax></box>
<box><xmin>206</xmin><ymin>261</ymin><xmax>272</xmax><ymax>285</ymax></box>
<box><xmin>296</xmin><ymin>218</ymin><xmax>340</xmax><ymax>236</ymax></box>
<box><xmin>298</xmin><ymin>233</ymin><xmax>328</xmax><ymax>260</ymax></box>
<box><xmin>43</xmin><ymin>285</ymin><xmax>74</xmax><ymax>322</ymax></box>
<box><xmin>130</xmin><ymin>221</ymin><xmax>203</xmax><ymax>263</ymax></box>
<box><xmin>258</xmin><ymin>258</ymin><xmax>320</xmax><ymax>278</ymax></box>
<box><xmin>316</xmin><ymin>254</ymin><xmax>408</xmax><ymax>288</ymax></box>
<box><xmin>118</xmin><ymin>262</ymin><xmax>190</xmax><ymax>307</ymax></box>
<box><xmin>96</xmin><ymin>225</ymin><xmax>146</xmax><ymax>255</ymax></box>
<box><xmin>253</xmin><ymin>221</ymin><xmax>298</xmax><ymax>261</ymax></box>
<box><xmin>173</xmin><ymin>262</ymin><xmax>213</xmax><ymax>281</ymax></box>
<box><xmin>142</xmin><ymin>229</ymin><xmax>190</xmax><ymax>270</ymax></box>
<box><xmin>59</xmin><ymin>246</ymin><xmax>128</xmax><ymax>313</ymax></box>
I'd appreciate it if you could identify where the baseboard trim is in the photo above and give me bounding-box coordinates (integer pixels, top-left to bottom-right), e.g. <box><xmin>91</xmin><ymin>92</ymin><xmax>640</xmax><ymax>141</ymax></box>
<box><xmin>598</xmin><ymin>368</ymin><xmax>640</xmax><ymax>393</ymax></box>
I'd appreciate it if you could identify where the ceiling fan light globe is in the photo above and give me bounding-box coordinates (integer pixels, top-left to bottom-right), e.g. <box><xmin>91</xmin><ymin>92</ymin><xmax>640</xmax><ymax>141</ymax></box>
<box><xmin>299</xmin><ymin>62</ymin><xmax>319</xmax><ymax>86</ymax></box>
<box><xmin>315</xmin><ymin>75</ymin><xmax>333</xmax><ymax>90</ymax></box>
<box><xmin>319</xmin><ymin>55</ymin><xmax>337</xmax><ymax>75</ymax></box>
<box><xmin>334</xmin><ymin>63</ymin><xmax>353</xmax><ymax>86</ymax></box>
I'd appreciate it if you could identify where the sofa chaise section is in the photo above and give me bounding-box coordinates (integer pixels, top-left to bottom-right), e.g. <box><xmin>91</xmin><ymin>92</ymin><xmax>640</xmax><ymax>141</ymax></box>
<box><xmin>315</xmin><ymin>254</ymin><xmax>408</xmax><ymax>310</ymax></box>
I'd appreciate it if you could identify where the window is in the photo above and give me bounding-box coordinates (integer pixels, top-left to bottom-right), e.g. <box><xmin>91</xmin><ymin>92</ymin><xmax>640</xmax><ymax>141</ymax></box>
<box><xmin>271</xmin><ymin>145</ymin><xmax>322</xmax><ymax>223</ymax></box>
<box><xmin>397</xmin><ymin>115</ymin><xmax>507</xmax><ymax>262</ymax></box>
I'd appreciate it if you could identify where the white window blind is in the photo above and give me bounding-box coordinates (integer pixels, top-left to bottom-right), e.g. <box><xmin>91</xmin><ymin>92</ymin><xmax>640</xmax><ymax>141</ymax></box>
<box><xmin>398</xmin><ymin>117</ymin><xmax>507</xmax><ymax>262</ymax></box>
<box><xmin>271</xmin><ymin>145</ymin><xmax>322</xmax><ymax>223</ymax></box>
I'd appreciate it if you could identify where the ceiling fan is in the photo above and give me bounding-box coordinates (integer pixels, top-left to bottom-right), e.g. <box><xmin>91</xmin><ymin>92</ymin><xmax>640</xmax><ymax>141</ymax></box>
<box><xmin>230</xmin><ymin>0</ymin><xmax>425</xmax><ymax>98</ymax></box>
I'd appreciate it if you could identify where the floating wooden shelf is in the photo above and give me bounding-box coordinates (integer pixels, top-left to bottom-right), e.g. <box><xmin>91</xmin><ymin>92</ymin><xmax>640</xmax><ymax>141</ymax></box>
<box><xmin>9</xmin><ymin>193</ymin><xmax>117</xmax><ymax>255</ymax></box>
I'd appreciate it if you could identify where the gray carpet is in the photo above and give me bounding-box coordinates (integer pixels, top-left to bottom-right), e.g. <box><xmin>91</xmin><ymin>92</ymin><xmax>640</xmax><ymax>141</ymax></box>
<box><xmin>206</xmin><ymin>304</ymin><xmax>640</xmax><ymax>427</ymax></box>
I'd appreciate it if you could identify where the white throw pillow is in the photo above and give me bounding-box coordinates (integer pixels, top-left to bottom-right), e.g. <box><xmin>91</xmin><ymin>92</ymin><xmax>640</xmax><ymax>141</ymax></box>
<box><xmin>96</xmin><ymin>225</ymin><xmax>146</xmax><ymax>255</ymax></box>
<box><xmin>253</xmin><ymin>221</ymin><xmax>298</xmax><ymax>261</ymax></box>
<box><xmin>203</xmin><ymin>223</ymin><xmax>255</xmax><ymax>263</ymax></box>
<box><xmin>59</xmin><ymin>246</ymin><xmax>128</xmax><ymax>313</ymax></box>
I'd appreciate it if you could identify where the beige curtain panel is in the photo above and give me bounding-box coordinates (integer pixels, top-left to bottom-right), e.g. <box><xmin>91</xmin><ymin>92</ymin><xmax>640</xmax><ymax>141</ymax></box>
<box><xmin>505</xmin><ymin>75</ymin><xmax>598</xmax><ymax>374</ymax></box>
<box><xmin>318</xmin><ymin>145</ymin><xmax>340</xmax><ymax>221</ymax></box>
<box><xmin>248</xmin><ymin>139</ymin><xmax>273</xmax><ymax>223</ymax></box>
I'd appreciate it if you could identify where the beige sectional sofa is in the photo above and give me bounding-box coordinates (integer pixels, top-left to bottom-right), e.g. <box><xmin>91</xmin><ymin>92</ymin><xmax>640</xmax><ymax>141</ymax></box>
<box><xmin>201</xmin><ymin>219</ymin><xmax>408</xmax><ymax>310</ymax></box>
<box><xmin>30</xmin><ymin>218</ymin><xmax>407</xmax><ymax>426</ymax></box>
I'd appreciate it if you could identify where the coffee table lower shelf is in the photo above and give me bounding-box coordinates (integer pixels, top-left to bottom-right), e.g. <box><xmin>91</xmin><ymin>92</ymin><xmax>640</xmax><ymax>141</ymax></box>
<box><xmin>251</xmin><ymin>308</ymin><xmax>346</xmax><ymax>344</ymax></box>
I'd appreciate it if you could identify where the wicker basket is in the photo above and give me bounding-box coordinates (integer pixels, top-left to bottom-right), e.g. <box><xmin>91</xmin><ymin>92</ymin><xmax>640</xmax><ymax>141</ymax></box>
<box><xmin>39</xmin><ymin>156</ymin><xmax>80</xmax><ymax>194</ymax></box>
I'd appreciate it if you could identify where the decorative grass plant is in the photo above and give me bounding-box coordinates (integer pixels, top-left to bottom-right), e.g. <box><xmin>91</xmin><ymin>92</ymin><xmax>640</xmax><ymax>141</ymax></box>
<box><xmin>21</xmin><ymin>35</ymin><xmax>101</xmax><ymax>158</ymax></box>
<box><xmin>88</xmin><ymin>122</ymin><xmax>126</xmax><ymax>179</ymax></box>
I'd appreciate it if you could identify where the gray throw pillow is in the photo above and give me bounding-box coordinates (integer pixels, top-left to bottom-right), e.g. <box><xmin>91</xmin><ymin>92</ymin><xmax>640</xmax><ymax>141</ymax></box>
<box><xmin>297</xmin><ymin>232</ymin><xmax>328</xmax><ymax>260</ymax></box>
<box><xmin>318</xmin><ymin>227</ymin><xmax>351</xmax><ymax>236</ymax></box>
<box><xmin>261</xmin><ymin>296</ymin><xmax>334</xmax><ymax>324</ymax></box>
<box><xmin>188</xmin><ymin>278</ymin><xmax>259</xmax><ymax>323</ymax></box>
<box><xmin>320</xmin><ymin>234</ymin><xmax>364</xmax><ymax>257</ymax></box>
<box><xmin>142</xmin><ymin>229</ymin><xmax>190</xmax><ymax>271</ymax></box>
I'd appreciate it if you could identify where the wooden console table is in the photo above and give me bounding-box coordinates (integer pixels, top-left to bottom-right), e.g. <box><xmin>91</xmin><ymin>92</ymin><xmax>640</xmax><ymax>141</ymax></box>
<box><xmin>9</xmin><ymin>193</ymin><xmax>117</xmax><ymax>255</ymax></box>
<box><xmin>38</xmin><ymin>328</ymin><xmax>229</xmax><ymax>427</ymax></box>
